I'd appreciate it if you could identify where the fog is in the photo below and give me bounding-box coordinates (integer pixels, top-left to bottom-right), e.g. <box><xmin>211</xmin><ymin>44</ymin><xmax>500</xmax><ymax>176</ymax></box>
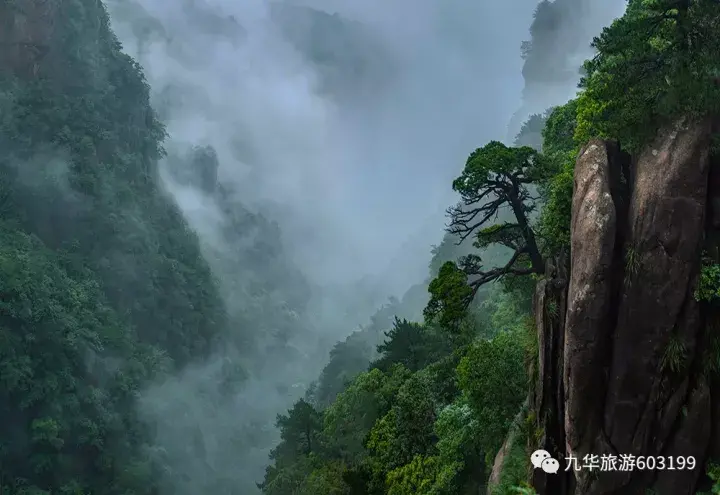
<box><xmin>507</xmin><ymin>0</ymin><xmax>628</xmax><ymax>141</ymax></box>
<box><xmin>108</xmin><ymin>0</ymin><xmax>542</xmax><ymax>290</ymax></box>
<box><xmin>105</xmin><ymin>0</ymin><xmax>626</xmax><ymax>492</ymax></box>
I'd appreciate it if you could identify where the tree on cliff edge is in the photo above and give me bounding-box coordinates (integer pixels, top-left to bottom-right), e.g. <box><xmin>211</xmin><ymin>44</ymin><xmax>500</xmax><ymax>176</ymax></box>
<box><xmin>576</xmin><ymin>0</ymin><xmax>720</xmax><ymax>151</ymax></box>
<box><xmin>424</xmin><ymin>141</ymin><xmax>554</xmax><ymax>330</ymax></box>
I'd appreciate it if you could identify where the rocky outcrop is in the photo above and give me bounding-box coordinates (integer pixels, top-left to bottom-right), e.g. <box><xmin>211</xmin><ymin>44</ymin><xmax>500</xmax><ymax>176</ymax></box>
<box><xmin>488</xmin><ymin>433</ymin><xmax>514</xmax><ymax>491</ymax></box>
<box><xmin>564</xmin><ymin>140</ymin><xmax>624</xmax><ymax>469</ymax></box>
<box><xmin>0</xmin><ymin>0</ymin><xmax>59</xmax><ymax>78</ymax></box>
<box><xmin>487</xmin><ymin>400</ymin><xmax>530</xmax><ymax>494</ymax></box>
<box><xmin>530</xmin><ymin>253</ymin><xmax>571</xmax><ymax>495</ymax></box>
<box><xmin>531</xmin><ymin>117</ymin><xmax>720</xmax><ymax>494</ymax></box>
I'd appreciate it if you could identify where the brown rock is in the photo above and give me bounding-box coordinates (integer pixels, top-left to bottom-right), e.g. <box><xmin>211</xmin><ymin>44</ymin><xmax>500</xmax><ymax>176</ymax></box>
<box><xmin>651</xmin><ymin>380</ymin><xmax>712</xmax><ymax>495</ymax></box>
<box><xmin>531</xmin><ymin>257</ymin><xmax>572</xmax><ymax>495</ymax></box>
<box><xmin>532</xmin><ymin>117</ymin><xmax>716</xmax><ymax>495</ymax></box>
<box><xmin>487</xmin><ymin>433</ymin><xmax>513</xmax><ymax>493</ymax></box>
<box><xmin>603</xmin><ymin>117</ymin><xmax>712</xmax><ymax>458</ymax></box>
<box><xmin>486</xmin><ymin>403</ymin><xmax>527</xmax><ymax>495</ymax></box>
<box><xmin>564</xmin><ymin>140</ymin><xmax>619</xmax><ymax>468</ymax></box>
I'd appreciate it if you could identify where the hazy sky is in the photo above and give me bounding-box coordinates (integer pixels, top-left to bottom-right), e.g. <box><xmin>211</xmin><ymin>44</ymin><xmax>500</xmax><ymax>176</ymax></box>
<box><xmin>108</xmin><ymin>0</ymin><xmax>545</xmax><ymax>296</ymax></box>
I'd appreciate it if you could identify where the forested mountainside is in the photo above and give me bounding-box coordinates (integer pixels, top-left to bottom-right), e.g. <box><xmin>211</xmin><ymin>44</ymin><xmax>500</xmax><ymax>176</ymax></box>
<box><xmin>0</xmin><ymin>0</ymin><xmax>229</xmax><ymax>492</ymax></box>
<box><xmin>3</xmin><ymin>1</ymin><xmax>720</xmax><ymax>495</ymax></box>
<box><xmin>261</xmin><ymin>1</ymin><xmax>720</xmax><ymax>495</ymax></box>
<box><xmin>0</xmin><ymin>1</ymin><xmax>421</xmax><ymax>494</ymax></box>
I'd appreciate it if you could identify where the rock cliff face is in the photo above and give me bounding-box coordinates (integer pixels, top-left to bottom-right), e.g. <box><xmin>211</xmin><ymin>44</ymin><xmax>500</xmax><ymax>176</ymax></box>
<box><xmin>0</xmin><ymin>0</ymin><xmax>58</xmax><ymax>78</ymax></box>
<box><xmin>531</xmin><ymin>118</ymin><xmax>720</xmax><ymax>494</ymax></box>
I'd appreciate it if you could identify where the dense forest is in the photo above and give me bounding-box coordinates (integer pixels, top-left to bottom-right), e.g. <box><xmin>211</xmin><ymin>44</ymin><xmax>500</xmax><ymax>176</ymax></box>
<box><xmin>2</xmin><ymin>0</ymin><xmax>720</xmax><ymax>494</ymax></box>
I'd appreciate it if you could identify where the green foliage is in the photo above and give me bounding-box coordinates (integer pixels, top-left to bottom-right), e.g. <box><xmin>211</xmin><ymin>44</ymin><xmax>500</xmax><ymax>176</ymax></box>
<box><xmin>272</xmin><ymin>399</ymin><xmax>323</xmax><ymax>462</ymax></box>
<box><xmin>536</xmin><ymin>100</ymin><xmax>579</xmax><ymax>253</ymax></box>
<box><xmin>366</xmin><ymin>369</ymin><xmax>444</xmax><ymax>469</ymax></box>
<box><xmin>542</xmin><ymin>100</ymin><xmax>579</xmax><ymax>157</ymax></box>
<box><xmin>364</xmin><ymin>362</ymin><xmax>466</xmax><ymax>494</ymax></box>
<box><xmin>263</xmin><ymin>455</ymin><xmax>351</xmax><ymax>495</ymax></box>
<box><xmin>474</xmin><ymin>223</ymin><xmax>526</xmax><ymax>250</ymax></box>
<box><xmin>575</xmin><ymin>0</ymin><xmax>720</xmax><ymax>151</ymax></box>
<box><xmin>310</xmin><ymin>288</ymin><xmax>429</xmax><ymax>410</ymax></box>
<box><xmin>261</xmin><ymin>453</ymin><xmax>323</xmax><ymax>495</ymax></box>
<box><xmin>262</xmin><ymin>272</ymin><xmax>532</xmax><ymax>495</ymax></box>
<box><xmin>426</xmin><ymin>140</ymin><xmax>553</xmax><ymax>326</ymax></box>
<box><xmin>372</xmin><ymin>318</ymin><xmax>452</xmax><ymax>373</ymax></box>
<box><xmin>431</xmin><ymin>399</ymin><xmax>484</xmax><ymax>492</ymax></box>
<box><xmin>322</xmin><ymin>367</ymin><xmax>411</xmax><ymax>463</ymax></box>
<box><xmin>452</xmin><ymin>142</ymin><xmax>552</xmax><ymax>199</ymax></box>
<box><xmin>385</xmin><ymin>455</ymin><xmax>440</xmax><ymax>495</ymax></box>
<box><xmin>695</xmin><ymin>258</ymin><xmax>720</xmax><ymax>302</ymax></box>
<box><xmin>695</xmin><ymin>461</ymin><xmax>720</xmax><ymax>494</ymax></box>
<box><xmin>298</xmin><ymin>460</ymin><xmax>351</xmax><ymax>495</ymax></box>
<box><xmin>707</xmin><ymin>462</ymin><xmax>720</xmax><ymax>493</ymax></box>
<box><xmin>429</xmin><ymin>233</ymin><xmax>474</xmax><ymax>278</ymax></box>
<box><xmin>0</xmin><ymin>15</ymin><xmax>226</xmax><ymax>366</ymax></box>
<box><xmin>310</xmin><ymin>299</ymin><xmax>405</xmax><ymax>408</ymax></box>
<box><xmin>626</xmin><ymin>246</ymin><xmax>643</xmax><ymax>277</ymax></box>
<box><xmin>457</xmin><ymin>329</ymin><xmax>527</xmax><ymax>458</ymax></box>
<box><xmin>475</xmin><ymin>284</ymin><xmax>536</xmax><ymax>346</ymax></box>
<box><xmin>493</xmin><ymin>438</ymin><xmax>532</xmax><ymax>495</ymax></box>
<box><xmin>660</xmin><ymin>333</ymin><xmax>688</xmax><ymax>374</ymax></box>
<box><xmin>536</xmin><ymin>159</ymin><xmax>573</xmax><ymax>252</ymax></box>
<box><xmin>0</xmin><ymin>221</ymin><xmax>167</xmax><ymax>493</ymax></box>
<box><xmin>510</xmin><ymin>486</ymin><xmax>538</xmax><ymax>495</ymax></box>
<box><xmin>0</xmin><ymin>0</ymin><xmax>241</xmax><ymax>491</ymax></box>
<box><xmin>425</xmin><ymin>262</ymin><xmax>474</xmax><ymax>330</ymax></box>
<box><xmin>311</xmin><ymin>331</ymin><xmax>377</xmax><ymax>408</ymax></box>
<box><xmin>701</xmin><ymin>317</ymin><xmax>720</xmax><ymax>377</ymax></box>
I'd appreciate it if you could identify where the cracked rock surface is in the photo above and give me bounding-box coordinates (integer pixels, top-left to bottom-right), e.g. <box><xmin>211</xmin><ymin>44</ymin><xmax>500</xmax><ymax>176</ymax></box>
<box><xmin>531</xmin><ymin>118</ymin><xmax>720</xmax><ymax>495</ymax></box>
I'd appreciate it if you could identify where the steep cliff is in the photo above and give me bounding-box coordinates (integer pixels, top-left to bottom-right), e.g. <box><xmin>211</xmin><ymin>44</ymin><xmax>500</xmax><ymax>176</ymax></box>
<box><xmin>530</xmin><ymin>117</ymin><xmax>720</xmax><ymax>495</ymax></box>
<box><xmin>0</xmin><ymin>0</ymin><xmax>235</xmax><ymax>492</ymax></box>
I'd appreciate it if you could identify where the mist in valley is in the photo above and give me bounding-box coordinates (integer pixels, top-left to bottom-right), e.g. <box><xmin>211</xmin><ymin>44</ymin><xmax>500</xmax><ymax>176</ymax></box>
<box><xmin>101</xmin><ymin>0</ymin><xmax>627</xmax><ymax>492</ymax></box>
